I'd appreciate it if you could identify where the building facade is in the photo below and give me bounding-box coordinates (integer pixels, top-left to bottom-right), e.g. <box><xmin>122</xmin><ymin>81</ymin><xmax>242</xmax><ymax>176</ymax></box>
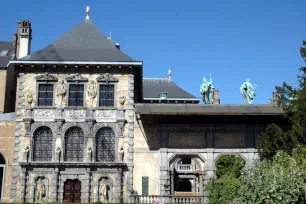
<box><xmin>1</xmin><ymin>8</ymin><xmax>287</xmax><ymax>203</ymax></box>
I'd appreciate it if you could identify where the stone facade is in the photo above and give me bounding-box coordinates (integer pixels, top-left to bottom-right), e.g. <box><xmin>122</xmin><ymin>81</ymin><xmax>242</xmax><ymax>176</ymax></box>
<box><xmin>10</xmin><ymin>68</ymin><xmax>135</xmax><ymax>203</ymax></box>
<box><xmin>0</xmin><ymin>121</ymin><xmax>15</xmax><ymax>202</ymax></box>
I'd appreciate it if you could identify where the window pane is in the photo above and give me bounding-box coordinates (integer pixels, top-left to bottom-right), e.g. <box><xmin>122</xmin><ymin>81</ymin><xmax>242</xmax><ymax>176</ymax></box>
<box><xmin>99</xmin><ymin>85</ymin><xmax>114</xmax><ymax>107</ymax></box>
<box><xmin>38</xmin><ymin>84</ymin><xmax>53</xmax><ymax>106</ymax></box>
<box><xmin>69</xmin><ymin>84</ymin><xmax>84</xmax><ymax>106</ymax></box>
<box><xmin>96</xmin><ymin>127</ymin><xmax>115</xmax><ymax>162</ymax></box>
<box><xmin>33</xmin><ymin>127</ymin><xmax>53</xmax><ymax>161</ymax></box>
<box><xmin>64</xmin><ymin>127</ymin><xmax>84</xmax><ymax>162</ymax></box>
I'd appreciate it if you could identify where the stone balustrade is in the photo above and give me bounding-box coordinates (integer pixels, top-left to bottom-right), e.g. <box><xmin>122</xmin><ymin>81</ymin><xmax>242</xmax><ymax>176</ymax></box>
<box><xmin>177</xmin><ymin>164</ymin><xmax>195</xmax><ymax>172</ymax></box>
<box><xmin>130</xmin><ymin>195</ymin><xmax>206</xmax><ymax>204</ymax></box>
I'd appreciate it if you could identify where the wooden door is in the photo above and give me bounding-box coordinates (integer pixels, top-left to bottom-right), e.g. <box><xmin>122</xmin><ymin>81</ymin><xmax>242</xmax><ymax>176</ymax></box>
<box><xmin>63</xmin><ymin>179</ymin><xmax>81</xmax><ymax>203</ymax></box>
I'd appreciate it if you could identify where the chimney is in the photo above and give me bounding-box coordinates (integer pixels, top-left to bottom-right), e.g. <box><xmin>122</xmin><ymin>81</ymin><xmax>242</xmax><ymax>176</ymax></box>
<box><xmin>15</xmin><ymin>20</ymin><xmax>32</xmax><ymax>59</ymax></box>
<box><xmin>115</xmin><ymin>43</ymin><xmax>120</xmax><ymax>50</ymax></box>
<box><xmin>272</xmin><ymin>92</ymin><xmax>278</xmax><ymax>105</ymax></box>
<box><xmin>213</xmin><ymin>90</ymin><xmax>220</xmax><ymax>104</ymax></box>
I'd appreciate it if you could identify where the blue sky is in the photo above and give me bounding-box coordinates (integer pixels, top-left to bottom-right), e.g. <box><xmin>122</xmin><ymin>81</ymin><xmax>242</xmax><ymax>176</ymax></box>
<box><xmin>1</xmin><ymin>0</ymin><xmax>306</xmax><ymax>104</ymax></box>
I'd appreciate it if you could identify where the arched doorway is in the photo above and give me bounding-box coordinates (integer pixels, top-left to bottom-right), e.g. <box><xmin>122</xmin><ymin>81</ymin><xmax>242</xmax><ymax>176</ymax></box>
<box><xmin>63</xmin><ymin>179</ymin><xmax>81</xmax><ymax>203</ymax></box>
<box><xmin>0</xmin><ymin>153</ymin><xmax>5</xmax><ymax>202</ymax></box>
<box><xmin>178</xmin><ymin>178</ymin><xmax>192</xmax><ymax>192</ymax></box>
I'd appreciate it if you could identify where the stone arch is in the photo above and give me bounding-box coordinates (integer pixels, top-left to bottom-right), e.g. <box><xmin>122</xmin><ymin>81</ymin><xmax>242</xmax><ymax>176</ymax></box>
<box><xmin>92</xmin><ymin>123</ymin><xmax>119</xmax><ymax>136</ymax></box>
<box><xmin>61</xmin><ymin>123</ymin><xmax>88</xmax><ymax>137</ymax></box>
<box><xmin>30</xmin><ymin>123</ymin><xmax>56</xmax><ymax>138</ymax></box>
<box><xmin>32</xmin><ymin>126</ymin><xmax>53</xmax><ymax>162</ymax></box>
<box><xmin>214</xmin><ymin>153</ymin><xmax>247</xmax><ymax>162</ymax></box>
<box><xmin>63</xmin><ymin>126</ymin><xmax>85</xmax><ymax>162</ymax></box>
<box><xmin>31</xmin><ymin>175</ymin><xmax>49</xmax><ymax>203</ymax></box>
<box><xmin>214</xmin><ymin>154</ymin><xmax>246</xmax><ymax>179</ymax></box>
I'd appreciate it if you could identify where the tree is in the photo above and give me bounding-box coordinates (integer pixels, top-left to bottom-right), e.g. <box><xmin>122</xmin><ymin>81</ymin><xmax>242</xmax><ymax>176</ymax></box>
<box><xmin>234</xmin><ymin>148</ymin><xmax>306</xmax><ymax>204</ymax></box>
<box><xmin>215</xmin><ymin>155</ymin><xmax>245</xmax><ymax>179</ymax></box>
<box><xmin>259</xmin><ymin>41</ymin><xmax>306</xmax><ymax>160</ymax></box>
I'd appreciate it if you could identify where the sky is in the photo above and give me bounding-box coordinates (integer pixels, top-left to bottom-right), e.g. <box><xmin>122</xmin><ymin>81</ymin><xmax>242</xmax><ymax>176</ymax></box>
<box><xmin>1</xmin><ymin>0</ymin><xmax>306</xmax><ymax>104</ymax></box>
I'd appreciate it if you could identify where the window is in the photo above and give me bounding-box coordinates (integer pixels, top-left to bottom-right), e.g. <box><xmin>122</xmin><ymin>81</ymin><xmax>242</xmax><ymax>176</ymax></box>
<box><xmin>37</xmin><ymin>84</ymin><xmax>54</xmax><ymax>106</ymax></box>
<box><xmin>64</xmin><ymin>127</ymin><xmax>84</xmax><ymax>162</ymax></box>
<box><xmin>99</xmin><ymin>84</ymin><xmax>114</xmax><ymax>107</ymax></box>
<box><xmin>33</xmin><ymin>127</ymin><xmax>53</xmax><ymax>161</ymax></box>
<box><xmin>96</xmin><ymin>127</ymin><xmax>115</xmax><ymax>162</ymax></box>
<box><xmin>68</xmin><ymin>84</ymin><xmax>84</xmax><ymax>106</ymax></box>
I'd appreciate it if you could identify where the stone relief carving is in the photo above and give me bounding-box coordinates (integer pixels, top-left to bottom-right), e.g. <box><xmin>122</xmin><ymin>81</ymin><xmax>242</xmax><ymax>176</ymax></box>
<box><xmin>35</xmin><ymin>178</ymin><xmax>46</xmax><ymax>202</ymax></box>
<box><xmin>66</xmin><ymin>109</ymin><xmax>86</xmax><ymax>118</ymax></box>
<box><xmin>24</xmin><ymin>121</ymin><xmax>31</xmax><ymax>135</ymax></box>
<box><xmin>119</xmin><ymin>96</ymin><xmax>126</xmax><ymax>107</ymax></box>
<box><xmin>26</xmin><ymin>93</ymin><xmax>33</xmax><ymax>106</ymax></box>
<box><xmin>34</xmin><ymin>109</ymin><xmax>56</xmax><ymax>118</ymax></box>
<box><xmin>66</xmin><ymin>73</ymin><xmax>88</xmax><ymax>82</ymax></box>
<box><xmin>96</xmin><ymin>73</ymin><xmax>118</xmax><ymax>83</ymax></box>
<box><xmin>99</xmin><ymin>178</ymin><xmax>109</xmax><ymax>202</ymax></box>
<box><xmin>96</xmin><ymin>110</ymin><xmax>116</xmax><ymax>118</ymax></box>
<box><xmin>87</xmin><ymin>80</ymin><xmax>97</xmax><ymax>108</ymax></box>
<box><xmin>56</xmin><ymin>80</ymin><xmax>67</xmax><ymax>106</ymax></box>
<box><xmin>119</xmin><ymin>147</ymin><xmax>124</xmax><ymax>162</ymax></box>
<box><xmin>35</xmin><ymin>72</ymin><xmax>58</xmax><ymax>81</ymax></box>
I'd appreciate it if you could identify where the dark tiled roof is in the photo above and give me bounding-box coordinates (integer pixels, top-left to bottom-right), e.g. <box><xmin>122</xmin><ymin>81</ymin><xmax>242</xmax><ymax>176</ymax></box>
<box><xmin>20</xmin><ymin>19</ymin><xmax>135</xmax><ymax>62</ymax></box>
<box><xmin>135</xmin><ymin>104</ymin><xmax>284</xmax><ymax>115</ymax></box>
<box><xmin>143</xmin><ymin>78</ymin><xmax>197</xmax><ymax>99</ymax></box>
<box><xmin>0</xmin><ymin>41</ymin><xmax>14</xmax><ymax>68</ymax></box>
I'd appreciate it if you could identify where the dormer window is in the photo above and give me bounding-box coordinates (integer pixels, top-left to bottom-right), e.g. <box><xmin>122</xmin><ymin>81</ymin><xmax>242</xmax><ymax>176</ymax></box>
<box><xmin>159</xmin><ymin>92</ymin><xmax>167</xmax><ymax>101</ymax></box>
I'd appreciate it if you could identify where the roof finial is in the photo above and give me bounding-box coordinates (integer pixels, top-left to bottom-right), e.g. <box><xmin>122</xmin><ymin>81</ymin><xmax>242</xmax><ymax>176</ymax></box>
<box><xmin>168</xmin><ymin>69</ymin><xmax>171</xmax><ymax>80</ymax></box>
<box><xmin>109</xmin><ymin>32</ymin><xmax>112</xmax><ymax>39</ymax></box>
<box><xmin>85</xmin><ymin>6</ymin><xmax>90</xmax><ymax>20</ymax></box>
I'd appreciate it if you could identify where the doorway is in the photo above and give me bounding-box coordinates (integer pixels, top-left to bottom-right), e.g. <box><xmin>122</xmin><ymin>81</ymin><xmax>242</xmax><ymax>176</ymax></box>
<box><xmin>178</xmin><ymin>178</ymin><xmax>192</xmax><ymax>192</ymax></box>
<box><xmin>0</xmin><ymin>153</ymin><xmax>5</xmax><ymax>202</ymax></box>
<box><xmin>63</xmin><ymin>179</ymin><xmax>81</xmax><ymax>202</ymax></box>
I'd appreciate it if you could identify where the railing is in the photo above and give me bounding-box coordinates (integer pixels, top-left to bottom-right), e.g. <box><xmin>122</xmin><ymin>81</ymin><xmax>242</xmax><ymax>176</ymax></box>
<box><xmin>130</xmin><ymin>195</ymin><xmax>206</xmax><ymax>204</ymax></box>
<box><xmin>177</xmin><ymin>164</ymin><xmax>194</xmax><ymax>172</ymax></box>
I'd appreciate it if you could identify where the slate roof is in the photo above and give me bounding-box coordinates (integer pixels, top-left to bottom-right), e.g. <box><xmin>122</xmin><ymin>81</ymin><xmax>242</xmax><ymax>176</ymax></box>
<box><xmin>0</xmin><ymin>41</ymin><xmax>14</xmax><ymax>68</ymax></box>
<box><xmin>143</xmin><ymin>78</ymin><xmax>198</xmax><ymax>99</ymax></box>
<box><xmin>135</xmin><ymin>104</ymin><xmax>284</xmax><ymax>115</ymax></box>
<box><xmin>20</xmin><ymin>19</ymin><xmax>135</xmax><ymax>62</ymax></box>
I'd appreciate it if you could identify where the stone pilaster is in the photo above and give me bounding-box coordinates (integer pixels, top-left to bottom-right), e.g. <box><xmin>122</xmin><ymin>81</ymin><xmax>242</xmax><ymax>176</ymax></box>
<box><xmin>50</xmin><ymin>168</ymin><xmax>59</xmax><ymax>202</ymax></box>
<box><xmin>114</xmin><ymin>168</ymin><xmax>122</xmax><ymax>203</ymax></box>
<box><xmin>82</xmin><ymin>169</ymin><xmax>91</xmax><ymax>203</ymax></box>
<box><xmin>127</xmin><ymin>74</ymin><xmax>134</xmax><ymax>193</ymax></box>
<box><xmin>19</xmin><ymin>167</ymin><xmax>27</xmax><ymax>202</ymax></box>
<box><xmin>159</xmin><ymin>148</ymin><xmax>169</xmax><ymax>196</ymax></box>
<box><xmin>10</xmin><ymin>73</ymin><xmax>25</xmax><ymax>202</ymax></box>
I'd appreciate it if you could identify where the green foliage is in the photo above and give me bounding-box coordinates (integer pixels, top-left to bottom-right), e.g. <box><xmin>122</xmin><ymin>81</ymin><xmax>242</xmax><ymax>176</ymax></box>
<box><xmin>205</xmin><ymin>175</ymin><xmax>241</xmax><ymax>204</ymax></box>
<box><xmin>216</xmin><ymin>155</ymin><xmax>245</xmax><ymax>179</ymax></box>
<box><xmin>234</xmin><ymin>148</ymin><xmax>306</xmax><ymax>204</ymax></box>
<box><xmin>259</xmin><ymin>41</ymin><xmax>306</xmax><ymax>160</ymax></box>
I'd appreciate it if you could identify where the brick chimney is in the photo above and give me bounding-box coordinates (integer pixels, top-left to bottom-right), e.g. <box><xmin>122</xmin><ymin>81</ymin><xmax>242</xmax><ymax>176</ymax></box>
<box><xmin>213</xmin><ymin>90</ymin><xmax>220</xmax><ymax>104</ymax></box>
<box><xmin>272</xmin><ymin>92</ymin><xmax>278</xmax><ymax>105</ymax></box>
<box><xmin>14</xmin><ymin>20</ymin><xmax>32</xmax><ymax>59</ymax></box>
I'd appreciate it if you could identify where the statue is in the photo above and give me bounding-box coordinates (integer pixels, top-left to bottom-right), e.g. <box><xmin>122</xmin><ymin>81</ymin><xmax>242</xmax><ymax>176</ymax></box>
<box><xmin>119</xmin><ymin>96</ymin><xmax>126</xmax><ymax>107</ymax></box>
<box><xmin>99</xmin><ymin>178</ymin><xmax>108</xmax><ymax>202</ymax></box>
<box><xmin>119</xmin><ymin>147</ymin><xmax>124</xmax><ymax>162</ymax></box>
<box><xmin>23</xmin><ymin>146</ymin><xmax>30</xmax><ymax>162</ymax></box>
<box><xmin>56</xmin><ymin>146</ymin><xmax>61</xmax><ymax>153</ymax></box>
<box><xmin>35</xmin><ymin>178</ymin><xmax>45</xmax><ymax>202</ymax></box>
<box><xmin>26</xmin><ymin>93</ymin><xmax>33</xmax><ymax>106</ymax></box>
<box><xmin>87</xmin><ymin>80</ymin><xmax>97</xmax><ymax>108</ymax></box>
<box><xmin>200</xmin><ymin>73</ymin><xmax>214</xmax><ymax>104</ymax></box>
<box><xmin>240</xmin><ymin>79</ymin><xmax>257</xmax><ymax>104</ymax></box>
<box><xmin>57</xmin><ymin>80</ymin><xmax>67</xmax><ymax>106</ymax></box>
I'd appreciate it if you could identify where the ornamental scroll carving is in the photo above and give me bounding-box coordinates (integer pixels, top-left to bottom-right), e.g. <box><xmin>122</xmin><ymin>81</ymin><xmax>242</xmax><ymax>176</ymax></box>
<box><xmin>96</xmin><ymin>73</ymin><xmax>118</xmax><ymax>83</ymax></box>
<box><xmin>66</xmin><ymin>109</ymin><xmax>86</xmax><ymax>118</ymax></box>
<box><xmin>96</xmin><ymin>110</ymin><xmax>116</xmax><ymax>118</ymax></box>
<box><xmin>34</xmin><ymin>109</ymin><xmax>56</xmax><ymax>118</ymax></box>
<box><xmin>35</xmin><ymin>72</ymin><xmax>58</xmax><ymax>81</ymax></box>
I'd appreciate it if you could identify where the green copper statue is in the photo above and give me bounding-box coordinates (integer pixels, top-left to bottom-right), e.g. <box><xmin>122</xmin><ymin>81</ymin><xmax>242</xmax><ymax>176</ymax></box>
<box><xmin>200</xmin><ymin>73</ymin><xmax>214</xmax><ymax>104</ymax></box>
<box><xmin>240</xmin><ymin>79</ymin><xmax>257</xmax><ymax>104</ymax></box>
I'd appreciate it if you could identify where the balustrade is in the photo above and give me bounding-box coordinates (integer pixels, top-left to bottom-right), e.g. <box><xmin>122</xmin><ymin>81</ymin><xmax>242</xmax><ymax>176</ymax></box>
<box><xmin>177</xmin><ymin>164</ymin><xmax>195</xmax><ymax>172</ymax></box>
<box><xmin>130</xmin><ymin>195</ymin><xmax>206</xmax><ymax>204</ymax></box>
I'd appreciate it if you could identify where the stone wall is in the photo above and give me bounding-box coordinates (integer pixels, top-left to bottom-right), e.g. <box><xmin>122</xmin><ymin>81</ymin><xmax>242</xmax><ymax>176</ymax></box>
<box><xmin>0</xmin><ymin>70</ymin><xmax>7</xmax><ymax>113</ymax></box>
<box><xmin>0</xmin><ymin>121</ymin><xmax>15</xmax><ymax>202</ymax></box>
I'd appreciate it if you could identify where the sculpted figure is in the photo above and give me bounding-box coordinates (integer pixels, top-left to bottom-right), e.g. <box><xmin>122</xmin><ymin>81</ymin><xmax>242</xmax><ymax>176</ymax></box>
<box><xmin>57</xmin><ymin>80</ymin><xmax>67</xmax><ymax>106</ymax></box>
<box><xmin>24</xmin><ymin>146</ymin><xmax>30</xmax><ymax>161</ymax></box>
<box><xmin>35</xmin><ymin>178</ymin><xmax>45</xmax><ymax>202</ymax></box>
<box><xmin>200</xmin><ymin>73</ymin><xmax>214</xmax><ymax>104</ymax></box>
<box><xmin>119</xmin><ymin>147</ymin><xmax>124</xmax><ymax>162</ymax></box>
<box><xmin>99</xmin><ymin>178</ymin><xmax>108</xmax><ymax>202</ymax></box>
<box><xmin>87</xmin><ymin>80</ymin><xmax>97</xmax><ymax>108</ymax></box>
<box><xmin>26</xmin><ymin>93</ymin><xmax>33</xmax><ymax>105</ymax></box>
<box><xmin>240</xmin><ymin>79</ymin><xmax>257</xmax><ymax>104</ymax></box>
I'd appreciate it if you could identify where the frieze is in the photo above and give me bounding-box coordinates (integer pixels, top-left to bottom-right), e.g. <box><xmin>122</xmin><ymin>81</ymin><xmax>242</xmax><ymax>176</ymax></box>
<box><xmin>33</xmin><ymin>109</ymin><xmax>56</xmax><ymax>121</ymax></box>
<box><xmin>95</xmin><ymin>110</ymin><xmax>117</xmax><ymax>122</ymax></box>
<box><xmin>65</xmin><ymin>109</ymin><xmax>86</xmax><ymax>121</ymax></box>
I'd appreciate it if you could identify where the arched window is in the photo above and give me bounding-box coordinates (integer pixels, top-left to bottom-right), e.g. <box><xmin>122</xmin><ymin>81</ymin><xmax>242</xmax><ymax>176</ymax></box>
<box><xmin>33</xmin><ymin>127</ymin><xmax>53</xmax><ymax>161</ymax></box>
<box><xmin>96</xmin><ymin>127</ymin><xmax>115</xmax><ymax>162</ymax></box>
<box><xmin>65</xmin><ymin>127</ymin><xmax>84</xmax><ymax>162</ymax></box>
